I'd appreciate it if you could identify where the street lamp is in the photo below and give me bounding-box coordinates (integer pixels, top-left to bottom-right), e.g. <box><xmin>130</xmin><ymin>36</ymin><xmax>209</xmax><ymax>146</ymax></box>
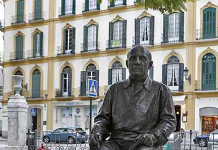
<box><xmin>184</xmin><ymin>67</ymin><xmax>191</xmax><ymax>84</ymax></box>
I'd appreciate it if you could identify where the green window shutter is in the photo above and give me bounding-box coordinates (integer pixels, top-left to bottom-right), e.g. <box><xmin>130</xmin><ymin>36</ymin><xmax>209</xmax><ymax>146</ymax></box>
<box><xmin>33</xmin><ymin>34</ymin><xmax>37</xmax><ymax>58</ymax></box>
<box><xmin>109</xmin><ymin>22</ymin><xmax>113</xmax><ymax>49</ymax></box>
<box><xmin>179</xmin><ymin>63</ymin><xmax>184</xmax><ymax>91</ymax></box>
<box><xmin>96</xmin><ymin>25</ymin><xmax>99</xmax><ymax>50</ymax></box>
<box><xmin>179</xmin><ymin>12</ymin><xmax>184</xmax><ymax>42</ymax></box>
<box><xmin>80</xmin><ymin>71</ymin><xmax>87</xmax><ymax>96</ymax></box>
<box><xmin>83</xmin><ymin>26</ymin><xmax>88</xmax><ymax>52</ymax></box>
<box><xmin>135</xmin><ymin>18</ymin><xmax>140</xmax><ymax>45</ymax></box>
<box><xmin>108</xmin><ymin>69</ymin><xmax>112</xmax><ymax>85</ymax></box>
<box><xmin>61</xmin><ymin>73</ymin><xmax>64</xmax><ymax>96</ymax></box>
<box><xmin>72</xmin><ymin>27</ymin><xmax>75</xmax><ymax>54</ymax></box>
<box><xmin>63</xmin><ymin>29</ymin><xmax>66</xmax><ymax>53</ymax></box>
<box><xmin>61</xmin><ymin>0</ymin><xmax>65</xmax><ymax>15</ymax></box>
<box><xmin>149</xmin><ymin>66</ymin><xmax>154</xmax><ymax>80</ymax></box>
<box><xmin>163</xmin><ymin>14</ymin><xmax>169</xmax><ymax>43</ymax></box>
<box><xmin>122</xmin><ymin>68</ymin><xmax>126</xmax><ymax>80</ymax></box>
<box><xmin>17</xmin><ymin>0</ymin><xmax>24</xmax><ymax>22</ymax></box>
<box><xmin>162</xmin><ymin>64</ymin><xmax>167</xmax><ymax>85</ymax></box>
<box><xmin>68</xmin><ymin>73</ymin><xmax>72</xmax><ymax>96</ymax></box>
<box><xmin>72</xmin><ymin>0</ymin><xmax>76</xmax><ymax>14</ymax></box>
<box><xmin>85</xmin><ymin>0</ymin><xmax>89</xmax><ymax>11</ymax></box>
<box><xmin>34</xmin><ymin>0</ymin><xmax>42</xmax><ymax>19</ymax></box>
<box><xmin>110</xmin><ymin>1</ymin><xmax>114</xmax><ymax>7</ymax></box>
<box><xmin>149</xmin><ymin>16</ymin><xmax>155</xmax><ymax>45</ymax></box>
<box><xmin>16</xmin><ymin>36</ymin><xmax>23</xmax><ymax>60</ymax></box>
<box><xmin>97</xmin><ymin>0</ymin><xmax>100</xmax><ymax>10</ymax></box>
<box><xmin>40</xmin><ymin>32</ymin><xmax>43</xmax><ymax>56</ymax></box>
<box><xmin>123</xmin><ymin>0</ymin><xmax>126</xmax><ymax>5</ymax></box>
<box><xmin>122</xmin><ymin>20</ymin><xmax>127</xmax><ymax>48</ymax></box>
<box><xmin>203</xmin><ymin>7</ymin><xmax>216</xmax><ymax>39</ymax></box>
<box><xmin>95</xmin><ymin>70</ymin><xmax>99</xmax><ymax>95</ymax></box>
<box><xmin>32</xmin><ymin>71</ymin><xmax>41</xmax><ymax>98</ymax></box>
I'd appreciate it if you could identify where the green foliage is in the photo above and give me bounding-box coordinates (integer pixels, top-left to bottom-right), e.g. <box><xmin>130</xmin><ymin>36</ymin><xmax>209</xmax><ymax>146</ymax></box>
<box><xmin>97</xmin><ymin>0</ymin><xmax>195</xmax><ymax>13</ymax></box>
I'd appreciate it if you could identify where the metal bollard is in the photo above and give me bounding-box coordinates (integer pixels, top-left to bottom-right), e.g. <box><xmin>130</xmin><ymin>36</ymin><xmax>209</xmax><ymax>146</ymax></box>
<box><xmin>189</xmin><ymin>130</ymin><xmax>192</xmax><ymax>150</ymax></box>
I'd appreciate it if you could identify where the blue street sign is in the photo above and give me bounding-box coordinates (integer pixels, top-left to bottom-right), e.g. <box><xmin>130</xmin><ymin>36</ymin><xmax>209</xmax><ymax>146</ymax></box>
<box><xmin>30</xmin><ymin>108</ymin><xmax>36</xmax><ymax>116</ymax></box>
<box><xmin>88</xmin><ymin>79</ymin><xmax>98</xmax><ymax>98</ymax></box>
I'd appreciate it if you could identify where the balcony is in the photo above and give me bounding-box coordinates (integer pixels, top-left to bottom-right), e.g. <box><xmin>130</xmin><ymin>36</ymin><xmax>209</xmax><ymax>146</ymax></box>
<box><xmin>7</xmin><ymin>90</ymin><xmax>44</xmax><ymax>99</ymax></box>
<box><xmin>81</xmin><ymin>42</ymin><xmax>100</xmax><ymax>53</ymax></box>
<box><xmin>106</xmin><ymin>39</ymin><xmax>126</xmax><ymax>50</ymax></box>
<box><xmin>0</xmin><ymin>20</ymin><xmax>4</xmax><ymax>31</ymax></box>
<box><xmin>82</xmin><ymin>3</ymin><xmax>100</xmax><ymax>13</ymax></box>
<box><xmin>57</xmin><ymin>46</ymin><xmax>75</xmax><ymax>56</ymax></box>
<box><xmin>196</xmin><ymin>28</ymin><xmax>218</xmax><ymax>41</ymax></box>
<box><xmin>132</xmin><ymin>36</ymin><xmax>153</xmax><ymax>47</ymax></box>
<box><xmin>27</xmin><ymin>50</ymin><xmax>44</xmax><ymax>59</ymax></box>
<box><xmin>108</xmin><ymin>0</ymin><xmax>126</xmax><ymax>8</ymax></box>
<box><xmin>28</xmin><ymin>11</ymin><xmax>45</xmax><ymax>23</ymax></box>
<box><xmin>59</xmin><ymin>5</ymin><xmax>75</xmax><ymax>17</ymax></box>
<box><xmin>161</xmin><ymin>33</ymin><xmax>183</xmax><ymax>44</ymax></box>
<box><xmin>195</xmin><ymin>80</ymin><xmax>218</xmax><ymax>92</ymax></box>
<box><xmin>11</xmin><ymin>14</ymin><xmax>26</xmax><ymax>25</ymax></box>
<box><xmin>55</xmin><ymin>89</ymin><xmax>74</xmax><ymax>98</ymax></box>
<box><xmin>9</xmin><ymin>51</ymin><xmax>26</xmax><ymax>61</ymax></box>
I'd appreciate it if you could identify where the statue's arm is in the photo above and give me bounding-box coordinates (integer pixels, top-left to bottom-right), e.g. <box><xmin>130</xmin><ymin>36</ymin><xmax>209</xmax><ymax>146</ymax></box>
<box><xmin>149</xmin><ymin>86</ymin><xmax>177</xmax><ymax>145</ymax></box>
<box><xmin>93</xmin><ymin>87</ymin><xmax>113</xmax><ymax>139</ymax></box>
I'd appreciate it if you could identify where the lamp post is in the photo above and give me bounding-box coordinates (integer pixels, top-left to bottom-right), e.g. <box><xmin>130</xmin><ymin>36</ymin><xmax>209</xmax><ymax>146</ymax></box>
<box><xmin>184</xmin><ymin>67</ymin><xmax>191</xmax><ymax>84</ymax></box>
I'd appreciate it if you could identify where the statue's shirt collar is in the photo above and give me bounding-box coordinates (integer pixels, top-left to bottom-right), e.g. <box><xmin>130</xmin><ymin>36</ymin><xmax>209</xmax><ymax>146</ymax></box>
<box><xmin>124</xmin><ymin>77</ymin><xmax>153</xmax><ymax>91</ymax></box>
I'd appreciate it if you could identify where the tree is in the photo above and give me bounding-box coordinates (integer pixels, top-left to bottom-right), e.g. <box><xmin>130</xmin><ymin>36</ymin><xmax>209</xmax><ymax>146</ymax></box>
<box><xmin>98</xmin><ymin>0</ymin><xmax>195</xmax><ymax>13</ymax></box>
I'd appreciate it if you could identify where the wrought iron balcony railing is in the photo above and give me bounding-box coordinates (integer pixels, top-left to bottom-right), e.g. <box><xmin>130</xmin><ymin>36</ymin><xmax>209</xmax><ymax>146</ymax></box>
<box><xmin>9</xmin><ymin>51</ymin><xmax>26</xmax><ymax>61</ymax></box>
<box><xmin>195</xmin><ymin>80</ymin><xmax>218</xmax><ymax>91</ymax></box>
<box><xmin>196</xmin><ymin>28</ymin><xmax>218</xmax><ymax>40</ymax></box>
<box><xmin>82</xmin><ymin>3</ymin><xmax>100</xmax><ymax>12</ymax></box>
<box><xmin>161</xmin><ymin>32</ymin><xmax>184</xmax><ymax>44</ymax></box>
<box><xmin>106</xmin><ymin>39</ymin><xmax>126</xmax><ymax>50</ymax></box>
<box><xmin>25</xmin><ymin>90</ymin><xmax>44</xmax><ymax>99</ymax></box>
<box><xmin>55</xmin><ymin>89</ymin><xmax>74</xmax><ymax>98</ymax></box>
<box><xmin>108</xmin><ymin>0</ymin><xmax>126</xmax><ymax>8</ymax></box>
<box><xmin>81</xmin><ymin>42</ymin><xmax>100</xmax><ymax>53</ymax></box>
<box><xmin>27</xmin><ymin>50</ymin><xmax>44</xmax><ymax>59</ymax></box>
<box><xmin>11</xmin><ymin>14</ymin><xmax>27</xmax><ymax>25</ymax></box>
<box><xmin>0</xmin><ymin>52</ymin><xmax>3</xmax><ymax>64</ymax></box>
<box><xmin>56</xmin><ymin>46</ymin><xmax>75</xmax><ymax>56</ymax></box>
<box><xmin>0</xmin><ymin>20</ymin><xmax>4</xmax><ymax>30</ymax></box>
<box><xmin>59</xmin><ymin>5</ymin><xmax>75</xmax><ymax>16</ymax></box>
<box><xmin>132</xmin><ymin>36</ymin><xmax>153</xmax><ymax>47</ymax></box>
<box><xmin>28</xmin><ymin>11</ymin><xmax>45</xmax><ymax>21</ymax></box>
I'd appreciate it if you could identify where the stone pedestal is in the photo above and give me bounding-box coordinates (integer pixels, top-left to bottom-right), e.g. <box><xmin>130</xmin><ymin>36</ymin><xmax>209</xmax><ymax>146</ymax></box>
<box><xmin>5</xmin><ymin>95</ymin><xmax>28</xmax><ymax>150</ymax></box>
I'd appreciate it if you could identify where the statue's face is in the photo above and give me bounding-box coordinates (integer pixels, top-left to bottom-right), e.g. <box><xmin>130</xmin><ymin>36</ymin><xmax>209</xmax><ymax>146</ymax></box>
<box><xmin>127</xmin><ymin>48</ymin><xmax>152</xmax><ymax>80</ymax></box>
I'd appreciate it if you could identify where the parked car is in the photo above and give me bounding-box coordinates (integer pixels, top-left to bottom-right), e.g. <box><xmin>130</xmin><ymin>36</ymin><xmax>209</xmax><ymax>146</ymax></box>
<box><xmin>42</xmin><ymin>127</ymin><xmax>88</xmax><ymax>144</ymax></box>
<box><xmin>193</xmin><ymin>129</ymin><xmax>218</xmax><ymax>147</ymax></box>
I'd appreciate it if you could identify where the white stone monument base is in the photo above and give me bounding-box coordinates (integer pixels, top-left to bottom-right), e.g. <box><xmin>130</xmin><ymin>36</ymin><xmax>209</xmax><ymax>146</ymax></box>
<box><xmin>4</xmin><ymin>145</ymin><xmax>28</xmax><ymax>150</ymax></box>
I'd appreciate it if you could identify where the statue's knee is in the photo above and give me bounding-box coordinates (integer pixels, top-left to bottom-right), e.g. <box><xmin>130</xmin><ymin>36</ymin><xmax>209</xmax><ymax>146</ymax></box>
<box><xmin>100</xmin><ymin>141</ymin><xmax>119</xmax><ymax>150</ymax></box>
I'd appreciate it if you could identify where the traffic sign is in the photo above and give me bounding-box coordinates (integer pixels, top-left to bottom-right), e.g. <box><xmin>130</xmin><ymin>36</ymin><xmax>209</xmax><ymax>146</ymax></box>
<box><xmin>88</xmin><ymin>79</ymin><xmax>98</xmax><ymax>98</ymax></box>
<box><xmin>30</xmin><ymin>108</ymin><xmax>36</xmax><ymax>116</ymax></box>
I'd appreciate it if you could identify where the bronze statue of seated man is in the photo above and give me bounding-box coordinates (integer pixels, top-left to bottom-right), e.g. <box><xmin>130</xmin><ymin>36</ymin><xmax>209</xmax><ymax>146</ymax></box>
<box><xmin>89</xmin><ymin>45</ymin><xmax>176</xmax><ymax>150</ymax></box>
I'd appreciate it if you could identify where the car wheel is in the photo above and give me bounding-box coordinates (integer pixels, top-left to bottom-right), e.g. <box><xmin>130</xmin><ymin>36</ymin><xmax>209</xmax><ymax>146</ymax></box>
<box><xmin>43</xmin><ymin>136</ymin><xmax>50</xmax><ymax>143</ymax></box>
<box><xmin>199</xmin><ymin>138</ymin><xmax>207</xmax><ymax>147</ymax></box>
<box><xmin>68</xmin><ymin>137</ymin><xmax>75</xmax><ymax>144</ymax></box>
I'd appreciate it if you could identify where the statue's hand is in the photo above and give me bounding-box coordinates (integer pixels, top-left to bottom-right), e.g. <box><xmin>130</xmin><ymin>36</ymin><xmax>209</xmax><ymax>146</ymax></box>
<box><xmin>139</xmin><ymin>134</ymin><xmax>158</xmax><ymax>147</ymax></box>
<box><xmin>89</xmin><ymin>125</ymin><xmax>104</xmax><ymax>149</ymax></box>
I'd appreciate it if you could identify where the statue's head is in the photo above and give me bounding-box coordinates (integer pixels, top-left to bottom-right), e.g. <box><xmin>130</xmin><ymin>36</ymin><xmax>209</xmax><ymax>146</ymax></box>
<box><xmin>126</xmin><ymin>45</ymin><xmax>153</xmax><ymax>81</ymax></box>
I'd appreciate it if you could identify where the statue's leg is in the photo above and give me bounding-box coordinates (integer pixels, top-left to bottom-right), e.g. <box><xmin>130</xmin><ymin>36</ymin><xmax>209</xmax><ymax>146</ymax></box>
<box><xmin>136</xmin><ymin>146</ymin><xmax>163</xmax><ymax>150</ymax></box>
<box><xmin>100</xmin><ymin>140</ymin><xmax>120</xmax><ymax>150</ymax></box>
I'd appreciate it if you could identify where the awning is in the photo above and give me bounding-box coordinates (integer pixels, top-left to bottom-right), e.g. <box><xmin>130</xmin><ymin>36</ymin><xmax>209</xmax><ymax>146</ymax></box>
<box><xmin>199</xmin><ymin>107</ymin><xmax>218</xmax><ymax>117</ymax></box>
<box><xmin>172</xmin><ymin>95</ymin><xmax>186</xmax><ymax>105</ymax></box>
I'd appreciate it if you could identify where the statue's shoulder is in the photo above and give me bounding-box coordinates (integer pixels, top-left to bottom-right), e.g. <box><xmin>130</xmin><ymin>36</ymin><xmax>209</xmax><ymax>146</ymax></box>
<box><xmin>108</xmin><ymin>79</ymin><xmax>128</xmax><ymax>89</ymax></box>
<box><xmin>151</xmin><ymin>79</ymin><xmax>170</xmax><ymax>91</ymax></box>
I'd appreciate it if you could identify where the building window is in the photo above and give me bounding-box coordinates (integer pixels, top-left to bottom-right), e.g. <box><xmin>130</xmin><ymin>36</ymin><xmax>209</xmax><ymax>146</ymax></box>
<box><xmin>108</xmin><ymin>61</ymin><xmax>126</xmax><ymax>85</ymax></box>
<box><xmin>34</xmin><ymin>0</ymin><xmax>42</xmax><ymax>20</ymax></box>
<box><xmin>32</xmin><ymin>69</ymin><xmax>41</xmax><ymax>98</ymax></box>
<box><xmin>168</xmin><ymin>13</ymin><xmax>180</xmax><ymax>42</ymax></box>
<box><xmin>61</xmin><ymin>66</ymin><xmax>72</xmax><ymax>97</ymax></box>
<box><xmin>163</xmin><ymin>12</ymin><xmax>184</xmax><ymax>43</ymax></box>
<box><xmin>202</xmin><ymin>53</ymin><xmax>216</xmax><ymax>91</ymax></box>
<box><xmin>108</xmin><ymin>20</ymin><xmax>127</xmax><ymax>49</ymax></box>
<box><xmin>162</xmin><ymin>56</ymin><xmax>184</xmax><ymax>92</ymax></box>
<box><xmin>61</xmin><ymin>0</ymin><xmax>75</xmax><ymax>15</ymax></box>
<box><xmin>140</xmin><ymin>17</ymin><xmax>150</xmax><ymax>45</ymax></box>
<box><xmin>80</xmin><ymin>64</ymin><xmax>99</xmax><ymax>96</ymax></box>
<box><xmin>89</xmin><ymin>0</ymin><xmax>97</xmax><ymax>10</ymax></box>
<box><xmin>17</xmin><ymin>0</ymin><xmax>24</xmax><ymax>23</ymax></box>
<box><xmin>109</xmin><ymin>0</ymin><xmax>126</xmax><ymax>7</ymax></box>
<box><xmin>16</xmin><ymin>35</ymin><xmax>24</xmax><ymax>60</ymax></box>
<box><xmin>33</xmin><ymin>32</ymin><xmax>43</xmax><ymax>58</ymax></box>
<box><xmin>84</xmin><ymin>0</ymin><xmax>99</xmax><ymax>12</ymax></box>
<box><xmin>203</xmin><ymin>7</ymin><xmax>216</xmax><ymax>39</ymax></box>
<box><xmin>88</xmin><ymin>25</ymin><xmax>97</xmax><ymax>51</ymax></box>
<box><xmin>63</xmin><ymin>28</ymin><xmax>75</xmax><ymax>54</ymax></box>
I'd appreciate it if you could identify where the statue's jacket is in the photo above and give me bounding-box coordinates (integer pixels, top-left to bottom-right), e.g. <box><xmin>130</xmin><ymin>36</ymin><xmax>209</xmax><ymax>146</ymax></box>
<box><xmin>94</xmin><ymin>77</ymin><xmax>176</xmax><ymax>146</ymax></box>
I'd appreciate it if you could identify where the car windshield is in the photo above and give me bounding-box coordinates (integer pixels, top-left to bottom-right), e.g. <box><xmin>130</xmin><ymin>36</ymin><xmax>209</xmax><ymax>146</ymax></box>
<box><xmin>75</xmin><ymin>128</ymin><xmax>84</xmax><ymax>132</ymax></box>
